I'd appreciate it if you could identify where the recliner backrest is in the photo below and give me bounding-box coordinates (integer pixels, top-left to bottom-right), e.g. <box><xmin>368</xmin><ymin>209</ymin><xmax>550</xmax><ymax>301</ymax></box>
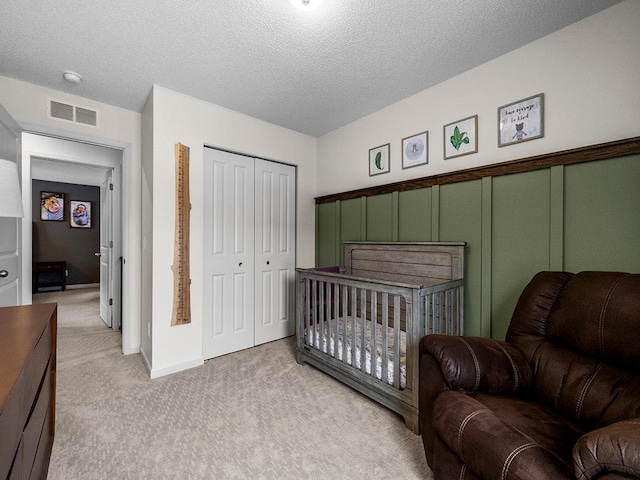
<box><xmin>507</xmin><ymin>271</ymin><xmax>640</xmax><ymax>429</ymax></box>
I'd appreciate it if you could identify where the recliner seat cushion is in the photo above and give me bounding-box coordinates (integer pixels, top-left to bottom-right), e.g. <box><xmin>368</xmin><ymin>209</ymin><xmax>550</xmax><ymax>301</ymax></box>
<box><xmin>433</xmin><ymin>390</ymin><xmax>582</xmax><ymax>479</ymax></box>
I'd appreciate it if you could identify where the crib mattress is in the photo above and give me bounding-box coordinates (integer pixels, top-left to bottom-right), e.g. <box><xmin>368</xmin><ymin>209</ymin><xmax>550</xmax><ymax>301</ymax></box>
<box><xmin>306</xmin><ymin>316</ymin><xmax>407</xmax><ymax>389</ymax></box>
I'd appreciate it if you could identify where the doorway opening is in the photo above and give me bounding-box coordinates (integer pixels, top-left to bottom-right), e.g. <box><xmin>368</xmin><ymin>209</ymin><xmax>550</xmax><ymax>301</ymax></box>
<box><xmin>26</xmin><ymin>134</ymin><xmax>123</xmax><ymax>335</ymax></box>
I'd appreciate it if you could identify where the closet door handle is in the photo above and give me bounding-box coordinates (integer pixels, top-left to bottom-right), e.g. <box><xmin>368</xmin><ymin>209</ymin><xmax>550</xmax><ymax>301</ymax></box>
<box><xmin>0</xmin><ymin>270</ymin><xmax>8</xmax><ymax>278</ymax></box>
<box><xmin>239</xmin><ymin>262</ymin><xmax>243</xmax><ymax>267</ymax></box>
<box><xmin>266</xmin><ymin>261</ymin><xmax>270</xmax><ymax>265</ymax></box>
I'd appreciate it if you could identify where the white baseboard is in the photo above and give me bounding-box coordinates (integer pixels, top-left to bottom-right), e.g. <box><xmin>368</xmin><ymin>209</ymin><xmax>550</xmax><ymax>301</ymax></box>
<box><xmin>140</xmin><ymin>346</ymin><xmax>152</xmax><ymax>374</ymax></box>
<box><xmin>66</xmin><ymin>283</ymin><xmax>100</xmax><ymax>290</ymax></box>
<box><xmin>149</xmin><ymin>356</ymin><xmax>204</xmax><ymax>380</ymax></box>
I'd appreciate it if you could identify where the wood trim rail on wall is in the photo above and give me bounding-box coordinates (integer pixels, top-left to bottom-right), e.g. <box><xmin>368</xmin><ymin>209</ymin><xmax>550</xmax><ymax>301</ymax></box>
<box><xmin>315</xmin><ymin>136</ymin><xmax>640</xmax><ymax>204</ymax></box>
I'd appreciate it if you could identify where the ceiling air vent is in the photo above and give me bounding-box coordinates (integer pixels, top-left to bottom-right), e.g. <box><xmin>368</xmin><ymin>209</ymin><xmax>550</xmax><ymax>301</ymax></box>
<box><xmin>49</xmin><ymin>99</ymin><xmax>98</xmax><ymax>127</ymax></box>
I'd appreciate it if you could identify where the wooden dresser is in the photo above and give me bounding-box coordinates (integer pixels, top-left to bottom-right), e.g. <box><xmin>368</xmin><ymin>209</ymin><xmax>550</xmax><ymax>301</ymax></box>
<box><xmin>0</xmin><ymin>304</ymin><xmax>57</xmax><ymax>480</ymax></box>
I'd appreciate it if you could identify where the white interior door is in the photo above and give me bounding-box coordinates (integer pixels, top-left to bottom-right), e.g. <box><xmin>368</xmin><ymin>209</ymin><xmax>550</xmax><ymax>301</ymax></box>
<box><xmin>0</xmin><ymin>105</ymin><xmax>22</xmax><ymax>307</ymax></box>
<box><xmin>203</xmin><ymin>149</ymin><xmax>255</xmax><ymax>359</ymax></box>
<box><xmin>0</xmin><ymin>216</ymin><xmax>20</xmax><ymax>307</ymax></box>
<box><xmin>99</xmin><ymin>170</ymin><xmax>113</xmax><ymax>326</ymax></box>
<box><xmin>254</xmin><ymin>159</ymin><xmax>296</xmax><ymax>345</ymax></box>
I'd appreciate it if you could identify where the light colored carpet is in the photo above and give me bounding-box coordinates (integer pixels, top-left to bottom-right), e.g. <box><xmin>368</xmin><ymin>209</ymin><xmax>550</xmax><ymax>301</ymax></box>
<box><xmin>35</xmin><ymin>288</ymin><xmax>432</xmax><ymax>479</ymax></box>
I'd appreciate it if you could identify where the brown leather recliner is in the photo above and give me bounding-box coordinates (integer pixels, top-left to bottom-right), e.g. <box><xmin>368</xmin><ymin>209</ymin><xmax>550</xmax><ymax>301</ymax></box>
<box><xmin>419</xmin><ymin>271</ymin><xmax>640</xmax><ymax>480</ymax></box>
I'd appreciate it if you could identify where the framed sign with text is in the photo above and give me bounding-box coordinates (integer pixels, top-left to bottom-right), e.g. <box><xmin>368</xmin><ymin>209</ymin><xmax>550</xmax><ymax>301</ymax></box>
<box><xmin>498</xmin><ymin>93</ymin><xmax>544</xmax><ymax>147</ymax></box>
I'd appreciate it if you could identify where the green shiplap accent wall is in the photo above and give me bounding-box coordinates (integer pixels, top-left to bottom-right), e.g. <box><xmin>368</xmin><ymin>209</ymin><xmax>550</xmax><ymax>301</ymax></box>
<box><xmin>491</xmin><ymin>169</ymin><xmax>551</xmax><ymax>340</ymax></box>
<box><xmin>398</xmin><ymin>188</ymin><xmax>432</xmax><ymax>241</ymax></box>
<box><xmin>315</xmin><ymin>153</ymin><xmax>640</xmax><ymax>340</ymax></box>
<box><xmin>366</xmin><ymin>193</ymin><xmax>394</xmax><ymax>241</ymax></box>
<box><xmin>316</xmin><ymin>202</ymin><xmax>337</xmax><ymax>266</ymax></box>
<box><xmin>340</xmin><ymin>198</ymin><xmax>363</xmax><ymax>264</ymax></box>
<box><xmin>438</xmin><ymin>180</ymin><xmax>483</xmax><ymax>336</ymax></box>
<box><xmin>549</xmin><ymin>166</ymin><xmax>565</xmax><ymax>270</ymax></box>
<box><xmin>564</xmin><ymin>155</ymin><xmax>640</xmax><ymax>272</ymax></box>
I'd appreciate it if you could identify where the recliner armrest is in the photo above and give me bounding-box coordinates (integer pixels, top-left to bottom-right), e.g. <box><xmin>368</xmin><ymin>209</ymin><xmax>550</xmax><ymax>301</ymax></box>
<box><xmin>420</xmin><ymin>335</ymin><xmax>532</xmax><ymax>393</ymax></box>
<box><xmin>573</xmin><ymin>419</ymin><xmax>640</xmax><ymax>480</ymax></box>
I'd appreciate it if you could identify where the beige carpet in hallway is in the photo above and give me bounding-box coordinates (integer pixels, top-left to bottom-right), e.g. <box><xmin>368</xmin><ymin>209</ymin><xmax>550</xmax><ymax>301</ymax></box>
<box><xmin>35</xmin><ymin>288</ymin><xmax>432</xmax><ymax>479</ymax></box>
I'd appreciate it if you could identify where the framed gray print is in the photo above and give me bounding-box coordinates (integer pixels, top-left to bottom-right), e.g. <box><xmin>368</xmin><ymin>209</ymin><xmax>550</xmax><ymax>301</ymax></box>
<box><xmin>402</xmin><ymin>131</ymin><xmax>428</xmax><ymax>169</ymax></box>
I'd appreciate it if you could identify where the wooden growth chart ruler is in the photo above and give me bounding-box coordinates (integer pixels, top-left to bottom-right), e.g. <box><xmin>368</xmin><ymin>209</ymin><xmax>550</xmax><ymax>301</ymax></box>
<box><xmin>171</xmin><ymin>142</ymin><xmax>191</xmax><ymax>326</ymax></box>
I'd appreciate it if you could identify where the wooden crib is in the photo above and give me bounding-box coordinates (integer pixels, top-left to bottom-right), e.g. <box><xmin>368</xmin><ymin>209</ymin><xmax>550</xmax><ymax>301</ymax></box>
<box><xmin>296</xmin><ymin>242</ymin><xmax>465</xmax><ymax>433</ymax></box>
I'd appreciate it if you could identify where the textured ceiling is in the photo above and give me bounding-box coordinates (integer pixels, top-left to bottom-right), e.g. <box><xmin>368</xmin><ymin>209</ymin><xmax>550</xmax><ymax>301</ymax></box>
<box><xmin>0</xmin><ymin>0</ymin><xmax>623</xmax><ymax>137</ymax></box>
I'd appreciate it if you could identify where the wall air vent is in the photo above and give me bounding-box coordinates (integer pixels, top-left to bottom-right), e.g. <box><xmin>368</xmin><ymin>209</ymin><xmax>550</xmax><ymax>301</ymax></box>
<box><xmin>48</xmin><ymin>99</ymin><xmax>99</xmax><ymax>127</ymax></box>
<box><xmin>75</xmin><ymin>106</ymin><xmax>98</xmax><ymax>126</ymax></box>
<box><xmin>50</xmin><ymin>100</ymin><xmax>74</xmax><ymax>121</ymax></box>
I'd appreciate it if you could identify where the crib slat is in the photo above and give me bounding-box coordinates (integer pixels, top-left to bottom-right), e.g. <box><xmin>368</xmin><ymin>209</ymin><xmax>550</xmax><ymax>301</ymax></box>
<box><xmin>350</xmin><ymin>286</ymin><xmax>357</xmax><ymax>366</ymax></box>
<box><xmin>302</xmin><ymin>278</ymin><xmax>314</xmax><ymax>345</ymax></box>
<box><xmin>446</xmin><ymin>288</ymin><xmax>453</xmax><ymax>334</ymax></box>
<box><xmin>360</xmin><ymin>287</ymin><xmax>366</xmax><ymax>375</ymax></box>
<box><xmin>311</xmin><ymin>279</ymin><xmax>318</xmax><ymax>346</ymax></box>
<box><xmin>341</xmin><ymin>284</ymin><xmax>348</xmax><ymax>362</ymax></box>
<box><xmin>381</xmin><ymin>292</ymin><xmax>389</xmax><ymax>385</ymax></box>
<box><xmin>323</xmin><ymin>282</ymin><xmax>335</xmax><ymax>355</ymax></box>
<box><xmin>371</xmin><ymin>290</ymin><xmax>377</xmax><ymax>381</ymax></box>
<box><xmin>393</xmin><ymin>294</ymin><xmax>401</xmax><ymax>389</ymax></box>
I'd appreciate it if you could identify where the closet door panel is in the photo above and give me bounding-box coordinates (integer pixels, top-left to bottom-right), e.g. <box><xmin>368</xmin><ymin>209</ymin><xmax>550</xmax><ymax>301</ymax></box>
<box><xmin>254</xmin><ymin>159</ymin><xmax>296</xmax><ymax>345</ymax></box>
<box><xmin>203</xmin><ymin>149</ymin><xmax>255</xmax><ymax>359</ymax></box>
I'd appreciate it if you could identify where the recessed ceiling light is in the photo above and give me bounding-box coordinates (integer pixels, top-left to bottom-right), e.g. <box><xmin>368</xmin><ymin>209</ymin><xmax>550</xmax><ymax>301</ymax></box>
<box><xmin>289</xmin><ymin>0</ymin><xmax>322</xmax><ymax>11</ymax></box>
<box><xmin>63</xmin><ymin>71</ymin><xmax>83</xmax><ymax>84</ymax></box>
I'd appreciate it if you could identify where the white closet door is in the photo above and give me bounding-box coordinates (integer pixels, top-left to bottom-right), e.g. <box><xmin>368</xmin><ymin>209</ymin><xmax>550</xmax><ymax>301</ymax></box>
<box><xmin>254</xmin><ymin>159</ymin><xmax>296</xmax><ymax>345</ymax></box>
<box><xmin>203</xmin><ymin>149</ymin><xmax>255</xmax><ymax>359</ymax></box>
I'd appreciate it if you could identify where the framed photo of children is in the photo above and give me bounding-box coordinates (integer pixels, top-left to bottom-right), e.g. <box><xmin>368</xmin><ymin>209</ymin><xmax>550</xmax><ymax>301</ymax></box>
<box><xmin>40</xmin><ymin>192</ymin><xmax>65</xmax><ymax>221</ymax></box>
<box><xmin>70</xmin><ymin>201</ymin><xmax>92</xmax><ymax>228</ymax></box>
<box><xmin>498</xmin><ymin>93</ymin><xmax>544</xmax><ymax>147</ymax></box>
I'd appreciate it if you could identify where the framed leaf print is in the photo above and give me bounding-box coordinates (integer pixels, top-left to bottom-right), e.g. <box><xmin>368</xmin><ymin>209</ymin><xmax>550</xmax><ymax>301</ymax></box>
<box><xmin>369</xmin><ymin>143</ymin><xmax>390</xmax><ymax>176</ymax></box>
<box><xmin>444</xmin><ymin>115</ymin><xmax>478</xmax><ymax>160</ymax></box>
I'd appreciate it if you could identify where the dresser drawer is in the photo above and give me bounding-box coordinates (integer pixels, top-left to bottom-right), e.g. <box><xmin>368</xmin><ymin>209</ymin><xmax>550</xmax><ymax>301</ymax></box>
<box><xmin>5</xmin><ymin>438</ymin><xmax>22</xmax><ymax>480</ymax></box>
<box><xmin>0</xmin><ymin>380</ymin><xmax>24</xmax><ymax>479</ymax></box>
<box><xmin>0</xmin><ymin>304</ymin><xmax>57</xmax><ymax>480</ymax></box>
<box><xmin>21</xmin><ymin>323</ymin><xmax>52</xmax><ymax>418</ymax></box>
<box><xmin>23</xmin><ymin>366</ymin><xmax>52</xmax><ymax>479</ymax></box>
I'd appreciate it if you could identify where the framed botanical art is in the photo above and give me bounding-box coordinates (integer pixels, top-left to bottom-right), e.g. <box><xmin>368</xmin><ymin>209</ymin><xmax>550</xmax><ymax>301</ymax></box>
<box><xmin>402</xmin><ymin>131</ymin><xmax>428</xmax><ymax>169</ymax></box>
<box><xmin>444</xmin><ymin>115</ymin><xmax>478</xmax><ymax>159</ymax></box>
<box><xmin>40</xmin><ymin>192</ymin><xmax>65</xmax><ymax>221</ymax></box>
<box><xmin>70</xmin><ymin>200</ymin><xmax>92</xmax><ymax>228</ymax></box>
<box><xmin>369</xmin><ymin>143</ymin><xmax>390</xmax><ymax>176</ymax></box>
<box><xmin>498</xmin><ymin>93</ymin><xmax>544</xmax><ymax>147</ymax></box>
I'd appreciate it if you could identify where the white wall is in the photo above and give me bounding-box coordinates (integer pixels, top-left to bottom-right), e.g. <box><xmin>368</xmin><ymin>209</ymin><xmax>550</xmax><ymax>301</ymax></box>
<box><xmin>316</xmin><ymin>0</ymin><xmax>640</xmax><ymax>196</ymax></box>
<box><xmin>140</xmin><ymin>90</ymin><xmax>154</xmax><ymax>365</ymax></box>
<box><xmin>0</xmin><ymin>75</ymin><xmax>143</xmax><ymax>354</ymax></box>
<box><xmin>146</xmin><ymin>86</ymin><xmax>317</xmax><ymax>377</ymax></box>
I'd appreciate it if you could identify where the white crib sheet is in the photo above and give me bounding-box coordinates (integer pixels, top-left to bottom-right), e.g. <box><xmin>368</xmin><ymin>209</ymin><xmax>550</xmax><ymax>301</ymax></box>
<box><xmin>307</xmin><ymin>316</ymin><xmax>407</xmax><ymax>389</ymax></box>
